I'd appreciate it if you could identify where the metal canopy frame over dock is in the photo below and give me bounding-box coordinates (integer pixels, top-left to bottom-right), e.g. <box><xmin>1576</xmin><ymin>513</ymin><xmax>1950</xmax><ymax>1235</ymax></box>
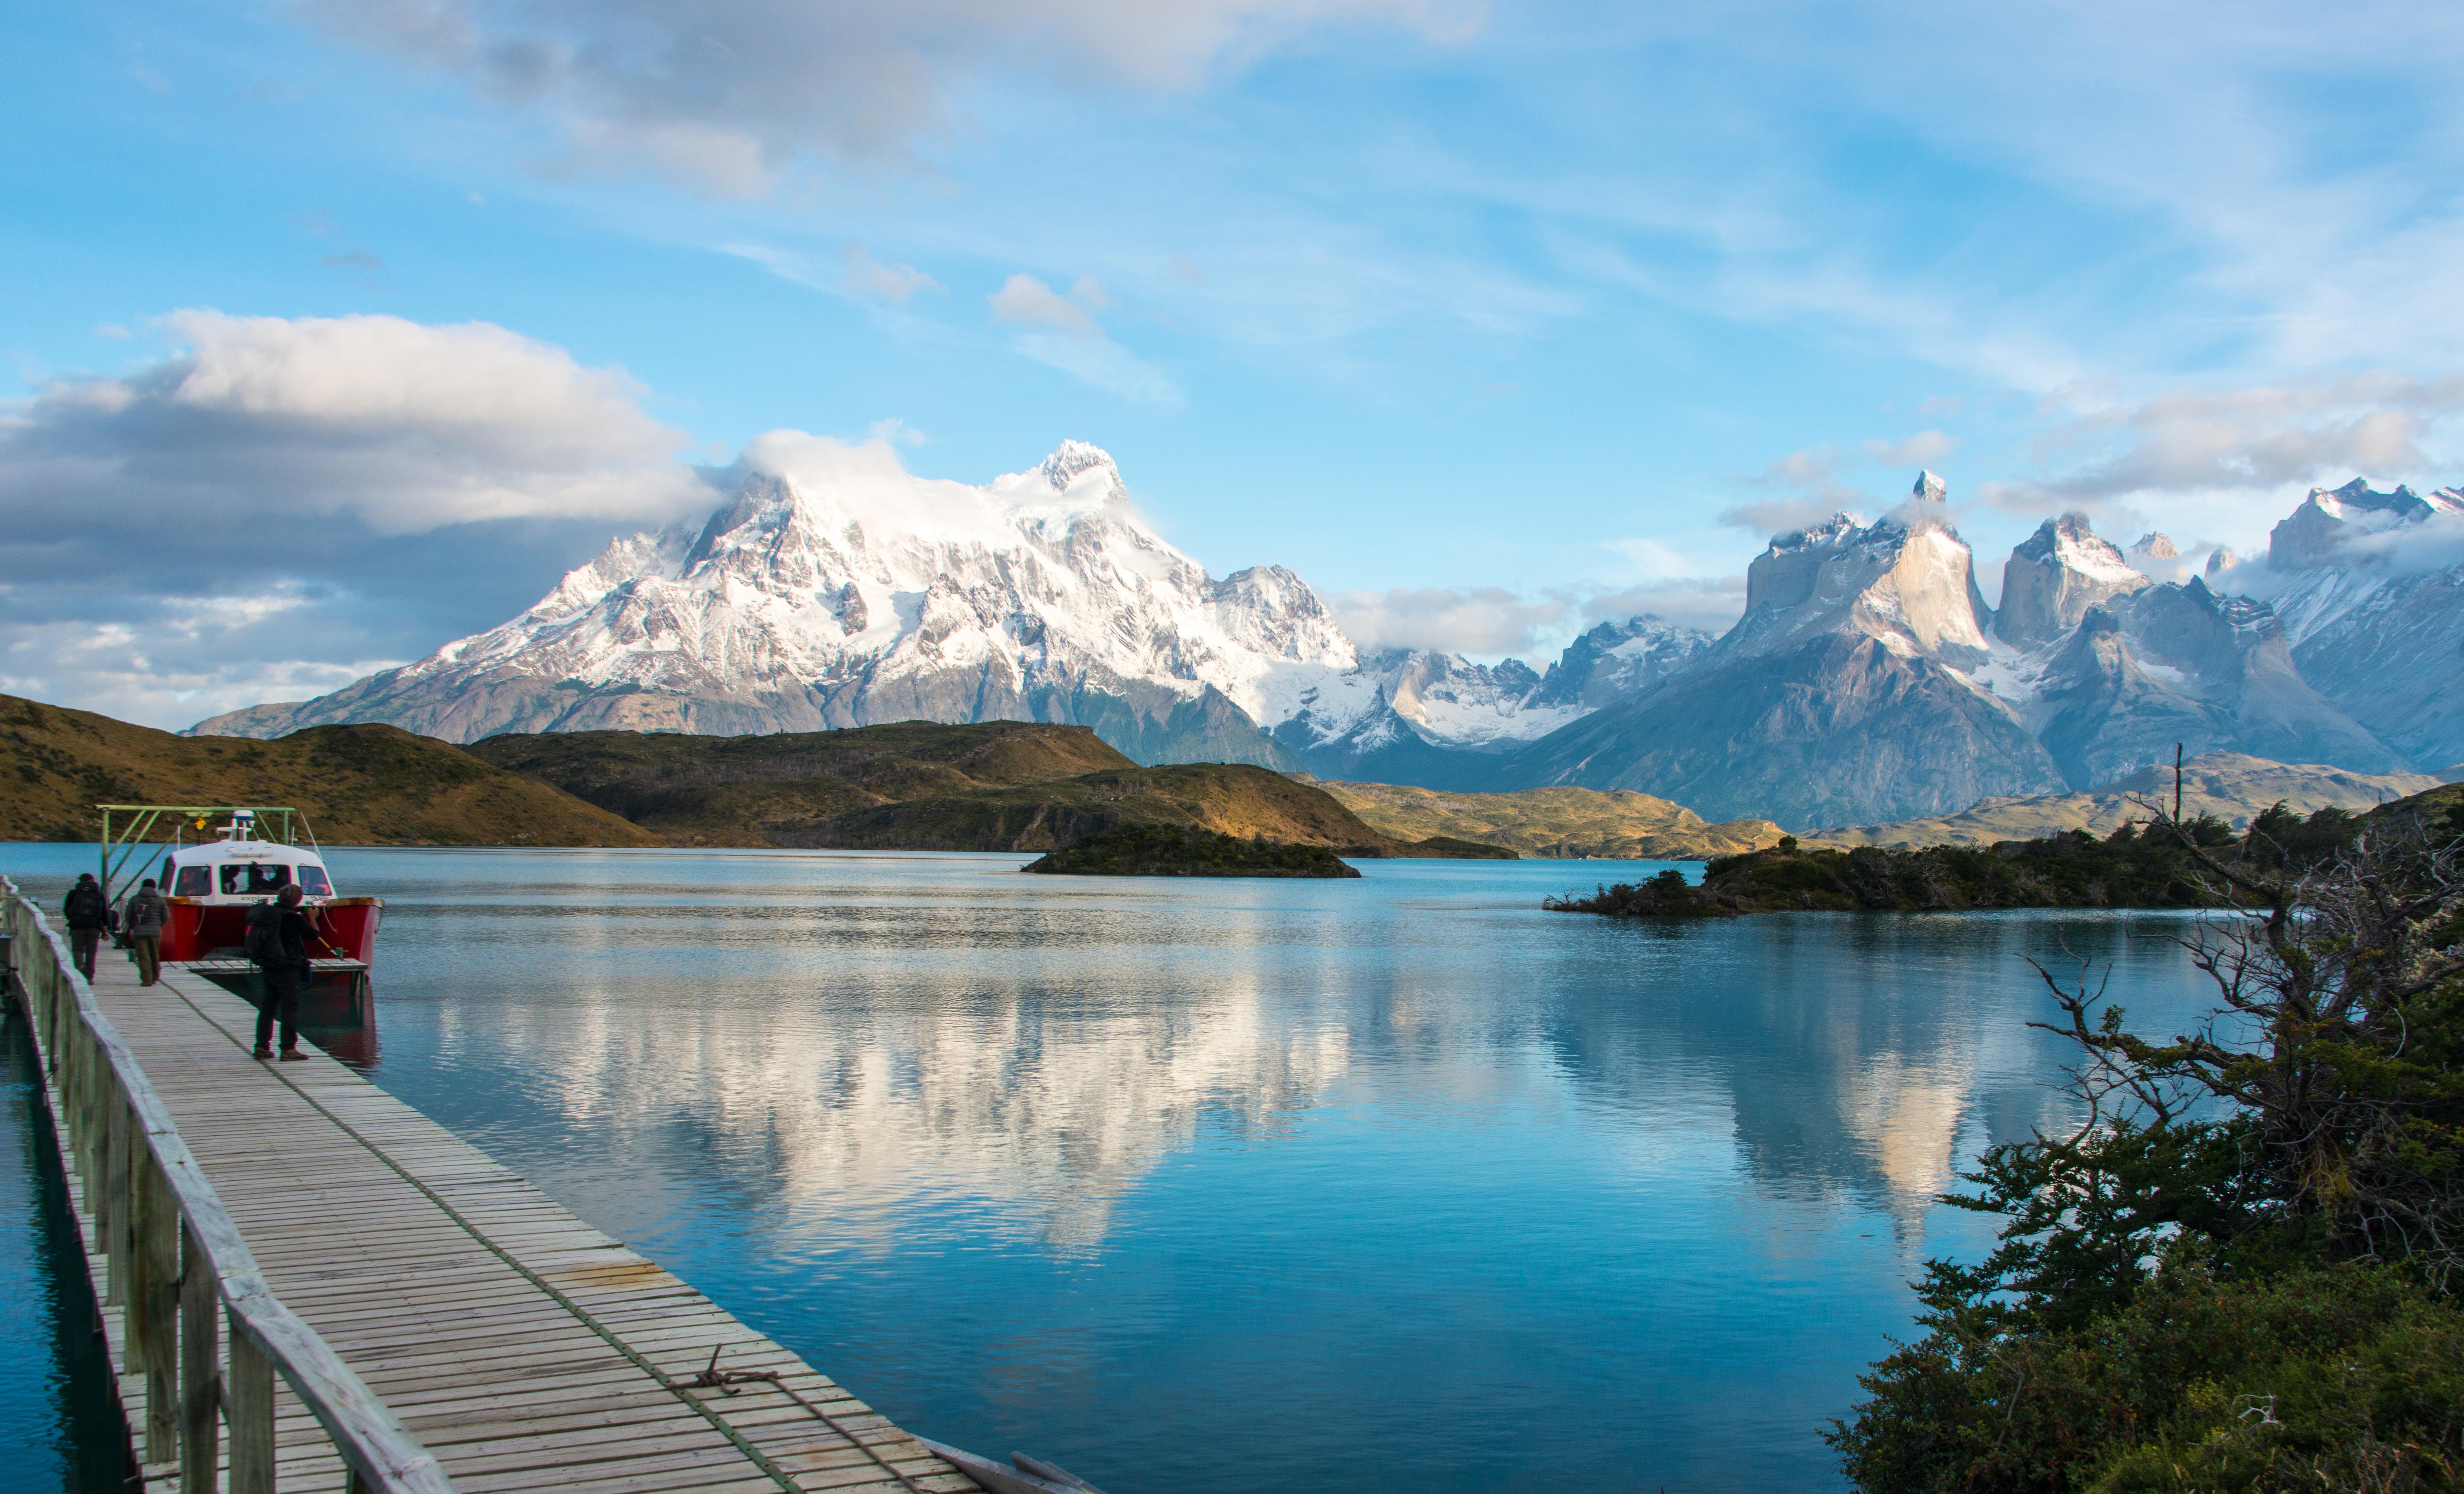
<box><xmin>4</xmin><ymin>876</ymin><xmax>980</xmax><ymax>1494</ymax></box>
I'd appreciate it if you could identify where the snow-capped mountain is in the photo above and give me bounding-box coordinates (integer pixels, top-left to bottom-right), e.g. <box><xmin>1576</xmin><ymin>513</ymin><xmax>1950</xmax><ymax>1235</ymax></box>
<box><xmin>2252</xmin><ymin>478</ymin><xmax>2464</xmax><ymax>770</ymax></box>
<box><xmin>1488</xmin><ymin>474</ymin><xmax>2434</xmax><ymax>825</ymax></box>
<box><xmin>1995</xmin><ymin>514</ymin><xmax>2149</xmax><ymax>647</ymax></box>
<box><xmin>190</xmin><ymin>438</ymin><xmax>1666</xmax><ymax>766</ymax></box>
<box><xmin>1502</xmin><ymin>474</ymin><xmax>2067</xmax><ymax>825</ymax></box>
<box><xmin>1526</xmin><ymin>617</ymin><xmax>1712</xmax><ymax>709</ymax></box>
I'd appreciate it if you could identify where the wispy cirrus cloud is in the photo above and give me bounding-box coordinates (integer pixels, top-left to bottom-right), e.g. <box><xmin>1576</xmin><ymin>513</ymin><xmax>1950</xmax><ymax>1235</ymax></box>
<box><xmin>987</xmin><ymin>273</ymin><xmax>1178</xmax><ymax>404</ymax></box>
<box><xmin>301</xmin><ymin>0</ymin><xmax>1484</xmax><ymax>195</ymax></box>
<box><xmin>1978</xmin><ymin>373</ymin><xmax>2464</xmax><ymax>517</ymax></box>
<box><xmin>725</xmin><ymin>241</ymin><xmax>944</xmax><ymax>304</ymax></box>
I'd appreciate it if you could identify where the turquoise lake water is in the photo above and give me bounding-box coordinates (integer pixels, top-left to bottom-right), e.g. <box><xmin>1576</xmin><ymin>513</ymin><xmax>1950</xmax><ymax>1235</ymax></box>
<box><xmin>1</xmin><ymin>846</ymin><xmax>2220</xmax><ymax>1492</ymax></box>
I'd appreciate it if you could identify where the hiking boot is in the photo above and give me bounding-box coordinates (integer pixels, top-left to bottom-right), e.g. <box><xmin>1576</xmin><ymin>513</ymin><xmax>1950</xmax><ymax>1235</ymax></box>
<box><xmin>279</xmin><ymin>1049</ymin><xmax>309</xmax><ymax>1062</ymax></box>
<box><xmin>252</xmin><ymin>1047</ymin><xmax>273</xmax><ymax>1060</ymax></box>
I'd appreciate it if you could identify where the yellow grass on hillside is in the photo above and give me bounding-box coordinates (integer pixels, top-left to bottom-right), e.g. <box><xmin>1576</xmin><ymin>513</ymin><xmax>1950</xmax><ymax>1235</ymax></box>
<box><xmin>1806</xmin><ymin>752</ymin><xmax>2437</xmax><ymax>850</ymax></box>
<box><xmin>0</xmin><ymin>693</ymin><xmax>662</xmax><ymax>846</ymax></box>
<box><xmin>1311</xmin><ymin>779</ymin><xmax>1786</xmax><ymax>859</ymax></box>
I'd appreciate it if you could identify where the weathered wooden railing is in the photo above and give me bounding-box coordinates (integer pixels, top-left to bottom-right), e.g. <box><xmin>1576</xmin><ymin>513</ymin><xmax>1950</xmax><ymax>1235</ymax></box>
<box><xmin>3</xmin><ymin>876</ymin><xmax>451</xmax><ymax>1494</ymax></box>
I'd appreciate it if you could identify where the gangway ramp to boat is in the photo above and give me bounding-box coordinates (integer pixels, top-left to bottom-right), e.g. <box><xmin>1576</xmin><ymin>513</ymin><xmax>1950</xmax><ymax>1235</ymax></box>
<box><xmin>4</xmin><ymin>877</ymin><xmax>980</xmax><ymax>1494</ymax></box>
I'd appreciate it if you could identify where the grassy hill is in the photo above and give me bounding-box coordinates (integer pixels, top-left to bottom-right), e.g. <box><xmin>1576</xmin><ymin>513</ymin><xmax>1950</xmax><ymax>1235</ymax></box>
<box><xmin>0</xmin><ymin>693</ymin><xmax>661</xmax><ymax>846</ymax></box>
<box><xmin>465</xmin><ymin>721</ymin><xmax>1137</xmax><ymax>843</ymax></box>
<box><xmin>1309</xmin><ymin>778</ymin><xmax>1784</xmax><ymax>859</ymax></box>
<box><xmin>468</xmin><ymin>721</ymin><xmax>1500</xmax><ymax>855</ymax></box>
<box><xmin>1806</xmin><ymin>753</ymin><xmax>2437</xmax><ymax>850</ymax></box>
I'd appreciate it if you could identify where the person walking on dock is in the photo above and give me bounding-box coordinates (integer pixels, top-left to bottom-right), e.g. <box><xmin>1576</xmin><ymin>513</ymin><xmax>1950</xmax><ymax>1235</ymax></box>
<box><xmin>63</xmin><ymin>873</ymin><xmax>108</xmax><ymax>980</ymax></box>
<box><xmin>126</xmin><ymin>876</ymin><xmax>168</xmax><ymax>986</ymax></box>
<box><xmin>248</xmin><ymin>884</ymin><xmax>319</xmax><ymax>1061</ymax></box>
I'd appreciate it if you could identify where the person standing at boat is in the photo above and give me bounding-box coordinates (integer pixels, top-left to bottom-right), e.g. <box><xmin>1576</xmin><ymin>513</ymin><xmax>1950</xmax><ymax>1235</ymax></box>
<box><xmin>62</xmin><ymin>873</ymin><xmax>109</xmax><ymax>980</ymax></box>
<box><xmin>249</xmin><ymin>884</ymin><xmax>320</xmax><ymax>1062</ymax></box>
<box><xmin>125</xmin><ymin>877</ymin><xmax>168</xmax><ymax>987</ymax></box>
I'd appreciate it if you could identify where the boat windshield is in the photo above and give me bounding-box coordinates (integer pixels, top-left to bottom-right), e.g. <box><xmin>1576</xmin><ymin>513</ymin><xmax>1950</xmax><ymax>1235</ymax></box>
<box><xmin>219</xmin><ymin>863</ymin><xmax>291</xmax><ymax>896</ymax></box>
<box><xmin>172</xmin><ymin>866</ymin><xmax>211</xmax><ymax>898</ymax></box>
<box><xmin>298</xmin><ymin>865</ymin><xmax>333</xmax><ymax>896</ymax></box>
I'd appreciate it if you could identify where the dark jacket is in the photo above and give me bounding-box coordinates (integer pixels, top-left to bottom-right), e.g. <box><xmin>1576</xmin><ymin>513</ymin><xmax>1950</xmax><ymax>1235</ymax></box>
<box><xmin>249</xmin><ymin>905</ymin><xmax>315</xmax><ymax>970</ymax></box>
<box><xmin>63</xmin><ymin>882</ymin><xmax>108</xmax><ymax>931</ymax></box>
<box><xmin>127</xmin><ymin>888</ymin><xmax>169</xmax><ymax>938</ymax></box>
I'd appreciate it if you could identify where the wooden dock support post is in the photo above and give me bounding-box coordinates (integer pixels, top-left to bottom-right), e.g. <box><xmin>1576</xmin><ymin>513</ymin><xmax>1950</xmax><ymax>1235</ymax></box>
<box><xmin>104</xmin><ymin>1070</ymin><xmax>130</xmax><ymax>1308</ymax></box>
<box><xmin>228</xmin><ymin>1311</ymin><xmax>275</xmax><ymax>1494</ymax></box>
<box><xmin>182</xmin><ymin>1222</ymin><xmax>221</xmax><ymax>1494</ymax></box>
<box><xmin>138</xmin><ymin>1151</ymin><xmax>181</xmax><ymax>1463</ymax></box>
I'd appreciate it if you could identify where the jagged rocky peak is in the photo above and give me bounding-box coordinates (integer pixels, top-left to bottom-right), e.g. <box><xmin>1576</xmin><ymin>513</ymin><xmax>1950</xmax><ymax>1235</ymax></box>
<box><xmin>1913</xmin><ymin>469</ymin><xmax>1948</xmax><ymax>504</ymax></box>
<box><xmin>1527</xmin><ymin>615</ymin><xmax>1712</xmax><ymax>709</ymax></box>
<box><xmin>1738</xmin><ymin>482</ymin><xmax>1992</xmax><ymax>668</ymax></box>
<box><xmin>2206</xmin><ymin>546</ymin><xmax>2238</xmax><ymax>576</ymax></box>
<box><xmin>2269</xmin><ymin>477</ymin><xmax>2464</xmax><ymax>570</ymax></box>
<box><xmin>2130</xmin><ymin>532</ymin><xmax>2179</xmax><ymax>561</ymax></box>
<box><xmin>1036</xmin><ymin>439</ymin><xmax>1125</xmax><ymax>497</ymax></box>
<box><xmin>1996</xmin><ymin>511</ymin><xmax>2150</xmax><ymax>649</ymax></box>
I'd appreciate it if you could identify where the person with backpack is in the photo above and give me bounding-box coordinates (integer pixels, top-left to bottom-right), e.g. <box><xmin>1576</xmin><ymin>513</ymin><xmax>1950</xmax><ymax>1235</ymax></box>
<box><xmin>62</xmin><ymin>873</ymin><xmax>109</xmax><ymax>980</ymax></box>
<box><xmin>245</xmin><ymin>884</ymin><xmax>322</xmax><ymax>1061</ymax></box>
<box><xmin>125</xmin><ymin>876</ymin><xmax>170</xmax><ymax>986</ymax></box>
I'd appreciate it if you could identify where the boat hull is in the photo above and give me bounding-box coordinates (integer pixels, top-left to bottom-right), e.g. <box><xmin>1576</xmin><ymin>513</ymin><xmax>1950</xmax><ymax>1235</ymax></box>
<box><xmin>159</xmin><ymin>897</ymin><xmax>382</xmax><ymax>966</ymax></box>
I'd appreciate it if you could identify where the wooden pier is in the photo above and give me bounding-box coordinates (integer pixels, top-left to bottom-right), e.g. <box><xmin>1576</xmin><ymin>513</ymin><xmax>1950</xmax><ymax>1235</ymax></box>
<box><xmin>6</xmin><ymin>881</ymin><xmax>983</xmax><ymax>1494</ymax></box>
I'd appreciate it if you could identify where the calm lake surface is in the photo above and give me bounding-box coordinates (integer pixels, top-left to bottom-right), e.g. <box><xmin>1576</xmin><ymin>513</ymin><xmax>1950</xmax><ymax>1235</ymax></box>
<box><xmin>1</xmin><ymin>845</ymin><xmax>2220</xmax><ymax>1492</ymax></box>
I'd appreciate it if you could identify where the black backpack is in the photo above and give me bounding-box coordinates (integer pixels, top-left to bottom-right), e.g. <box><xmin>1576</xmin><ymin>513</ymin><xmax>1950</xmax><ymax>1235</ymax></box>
<box><xmin>243</xmin><ymin>902</ymin><xmax>284</xmax><ymax>966</ymax></box>
<box><xmin>64</xmin><ymin>884</ymin><xmax>106</xmax><ymax>929</ymax></box>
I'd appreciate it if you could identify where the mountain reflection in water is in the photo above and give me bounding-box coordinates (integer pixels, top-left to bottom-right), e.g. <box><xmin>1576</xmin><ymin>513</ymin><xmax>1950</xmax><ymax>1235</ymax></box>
<box><xmin>3</xmin><ymin>845</ymin><xmax>2213</xmax><ymax>1493</ymax></box>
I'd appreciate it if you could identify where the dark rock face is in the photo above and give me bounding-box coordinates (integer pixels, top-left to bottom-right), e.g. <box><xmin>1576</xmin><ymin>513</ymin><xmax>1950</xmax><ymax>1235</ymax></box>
<box><xmin>1500</xmin><ymin>633</ymin><xmax>2063</xmax><ymax>826</ymax></box>
<box><xmin>2026</xmin><ymin>581</ymin><xmax>2401</xmax><ymax>786</ymax></box>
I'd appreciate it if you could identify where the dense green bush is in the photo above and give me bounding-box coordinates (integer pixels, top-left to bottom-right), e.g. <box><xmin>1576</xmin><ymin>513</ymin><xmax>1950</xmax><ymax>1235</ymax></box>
<box><xmin>1829</xmin><ymin>806</ymin><xmax>2464</xmax><ymax>1491</ymax></box>
<box><xmin>1022</xmin><ymin>823</ymin><xmax>1362</xmax><ymax>878</ymax></box>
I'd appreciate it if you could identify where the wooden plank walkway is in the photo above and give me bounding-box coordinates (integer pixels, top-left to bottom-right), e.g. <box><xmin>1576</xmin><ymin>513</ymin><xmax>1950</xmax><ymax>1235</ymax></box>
<box><xmin>74</xmin><ymin>955</ymin><xmax>981</xmax><ymax>1494</ymax></box>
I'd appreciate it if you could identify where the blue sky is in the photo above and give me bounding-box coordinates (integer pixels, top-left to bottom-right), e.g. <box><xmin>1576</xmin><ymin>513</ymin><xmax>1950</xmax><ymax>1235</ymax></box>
<box><xmin>4</xmin><ymin>0</ymin><xmax>2461</xmax><ymax>726</ymax></box>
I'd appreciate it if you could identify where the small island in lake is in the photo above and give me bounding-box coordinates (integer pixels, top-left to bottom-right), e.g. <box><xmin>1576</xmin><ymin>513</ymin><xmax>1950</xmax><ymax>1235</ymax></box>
<box><xmin>1024</xmin><ymin>825</ymin><xmax>1364</xmax><ymax>878</ymax></box>
<box><xmin>1543</xmin><ymin>806</ymin><xmax>2376</xmax><ymax>918</ymax></box>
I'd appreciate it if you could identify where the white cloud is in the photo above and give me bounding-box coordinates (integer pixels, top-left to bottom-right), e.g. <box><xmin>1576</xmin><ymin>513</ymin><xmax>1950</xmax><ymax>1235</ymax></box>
<box><xmin>1712</xmin><ymin>497</ymin><xmax>1843</xmax><ymax>537</ymax></box>
<box><xmin>1978</xmin><ymin>372</ymin><xmax>2464</xmax><ymax>517</ymax></box>
<box><xmin>990</xmin><ymin>273</ymin><xmax>1110</xmax><ymax>334</ymax></box>
<box><xmin>1578</xmin><ymin>577</ymin><xmax>1748</xmax><ymax>636</ymax></box>
<box><xmin>302</xmin><ymin>0</ymin><xmax>1482</xmax><ymax>195</ymax></box>
<box><xmin>1327</xmin><ymin>585</ymin><xmax>1565</xmax><ymax>656</ymax></box>
<box><xmin>0</xmin><ymin>309</ymin><xmax>713</xmax><ymax>729</ymax></box>
<box><xmin>843</xmin><ymin>244</ymin><xmax>942</xmax><ymax>303</ymax></box>
<box><xmin>1866</xmin><ymin>430</ymin><xmax>1954</xmax><ymax>467</ymax></box>
<box><xmin>2</xmin><ymin>309</ymin><xmax>705</xmax><ymax>534</ymax></box>
<box><xmin>987</xmin><ymin>274</ymin><xmax>1177</xmax><ymax>403</ymax></box>
<box><xmin>725</xmin><ymin>241</ymin><xmax>944</xmax><ymax>303</ymax></box>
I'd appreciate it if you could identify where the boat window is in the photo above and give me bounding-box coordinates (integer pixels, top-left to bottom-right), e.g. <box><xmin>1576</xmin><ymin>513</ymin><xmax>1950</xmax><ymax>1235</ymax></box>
<box><xmin>173</xmin><ymin>866</ymin><xmax>211</xmax><ymax>898</ymax></box>
<box><xmin>218</xmin><ymin>863</ymin><xmax>292</xmax><ymax>895</ymax></box>
<box><xmin>298</xmin><ymin>866</ymin><xmax>333</xmax><ymax>896</ymax></box>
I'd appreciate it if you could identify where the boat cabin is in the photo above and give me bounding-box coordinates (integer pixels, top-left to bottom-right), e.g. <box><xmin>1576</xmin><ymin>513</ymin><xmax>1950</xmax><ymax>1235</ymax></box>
<box><xmin>160</xmin><ymin>811</ymin><xmax>339</xmax><ymax>906</ymax></box>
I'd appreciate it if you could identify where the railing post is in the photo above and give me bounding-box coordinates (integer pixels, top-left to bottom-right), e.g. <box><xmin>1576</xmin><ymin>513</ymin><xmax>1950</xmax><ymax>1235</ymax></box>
<box><xmin>138</xmin><ymin>1150</ymin><xmax>181</xmax><ymax>1462</ymax></box>
<box><xmin>227</xmin><ymin>1311</ymin><xmax>276</xmax><ymax>1494</ymax></box>
<box><xmin>182</xmin><ymin>1222</ymin><xmax>221</xmax><ymax>1494</ymax></box>
<box><xmin>104</xmin><ymin>1072</ymin><xmax>130</xmax><ymax>1310</ymax></box>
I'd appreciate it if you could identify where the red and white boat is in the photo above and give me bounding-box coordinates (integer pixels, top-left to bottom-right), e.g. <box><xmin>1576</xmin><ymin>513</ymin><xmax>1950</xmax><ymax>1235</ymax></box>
<box><xmin>138</xmin><ymin>809</ymin><xmax>382</xmax><ymax>972</ymax></box>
